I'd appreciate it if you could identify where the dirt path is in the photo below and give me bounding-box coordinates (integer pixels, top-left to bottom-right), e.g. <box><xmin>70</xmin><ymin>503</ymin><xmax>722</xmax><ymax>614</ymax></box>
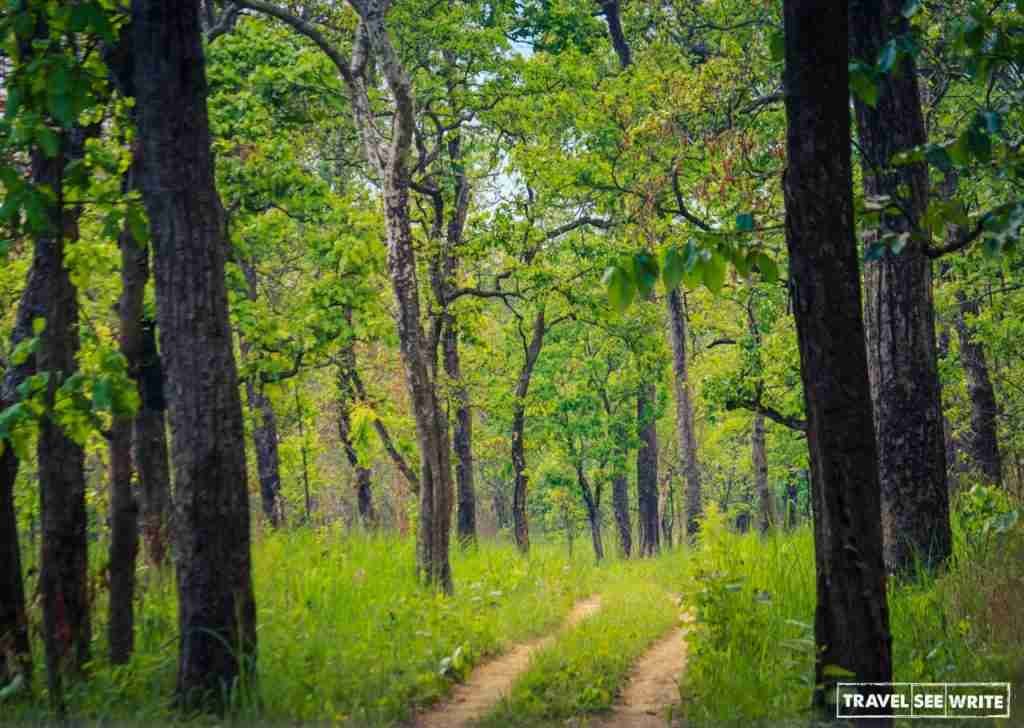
<box><xmin>591</xmin><ymin>613</ymin><xmax>692</xmax><ymax>728</ymax></box>
<box><xmin>415</xmin><ymin>594</ymin><xmax>603</xmax><ymax>728</ymax></box>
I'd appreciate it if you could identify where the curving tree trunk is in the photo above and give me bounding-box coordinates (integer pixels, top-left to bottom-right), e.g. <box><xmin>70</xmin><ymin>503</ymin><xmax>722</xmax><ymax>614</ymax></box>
<box><xmin>511</xmin><ymin>310</ymin><xmax>547</xmax><ymax>554</ymax></box>
<box><xmin>850</xmin><ymin>0</ymin><xmax>950</xmax><ymax>574</ymax></box>
<box><xmin>576</xmin><ymin>464</ymin><xmax>604</xmax><ymax>563</ymax></box>
<box><xmin>132</xmin><ymin>0</ymin><xmax>257</xmax><ymax>707</ymax></box>
<box><xmin>954</xmin><ymin>291</ymin><xmax>1002</xmax><ymax>486</ymax></box>
<box><xmin>782</xmin><ymin>0</ymin><xmax>893</xmax><ymax>718</ymax></box>
<box><xmin>338</xmin><ymin>321</ymin><xmax>375</xmax><ymax>527</ymax></box>
<box><xmin>667</xmin><ymin>288</ymin><xmax>702</xmax><ymax>541</ymax></box>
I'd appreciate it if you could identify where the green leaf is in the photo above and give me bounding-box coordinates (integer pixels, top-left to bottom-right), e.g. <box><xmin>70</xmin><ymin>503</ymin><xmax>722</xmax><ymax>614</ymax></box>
<box><xmin>754</xmin><ymin>252</ymin><xmax>779</xmax><ymax>283</ymax></box>
<box><xmin>632</xmin><ymin>251</ymin><xmax>659</xmax><ymax>298</ymax></box>
<box><xmin>735</xmin><ymin>212</ymin><xmax>755</xmax><ymax>232</ymax></box>
<box><xmin>92</xmin><ymin>377</ymin><xmax>114</xmax><ymax>411</ymax></box>
<box><xmin>602</xmin><ymin>265</ymin><xmax>636</xmax><ymax>313</ymax></box>
<box><xmin>925</xmin><ymin>145</ymin><xmax>952</xmax><ymax>172</ymax></box>
<box><xmin>36</xmin><ymin>126</ymin><xmax>60</xmax><ymax>158</ymax></box>
<box><xmin>661</xmin><ymin>246</ymin><xmax>686</xmax><ymax>292</ymax></box>
<box><xmin>32</xmin><ymin>317</ymin><xmax>46</xmax><ymax>336</ymax></box>
<box><xmin>769</xmin><ymin>30</ymin><xmax>785</xmax><ymax>62</ymax></box>
<box><xmin>877</xmin><ymin>40</ymin><xmax>898</xmax><ymax>74</ymax></box>
<box><xmin>965</xmin><ymin>126</ymin><xmax>992</xmax><ymax>164</ymax></box>
<box><xmin>702</xmin><ymin>253</ymin><xmax>727</xmax><ymax>293</ymax></box>
<box><xmin>849</xmin><ymin>64</ymin><xmax>878</xmax><ymax>107</ymax></box>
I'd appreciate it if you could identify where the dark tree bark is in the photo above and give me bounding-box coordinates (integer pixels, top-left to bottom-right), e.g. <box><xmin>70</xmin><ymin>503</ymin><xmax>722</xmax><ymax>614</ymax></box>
<box><xmin>850</xmin><ymin>0</ymin><xmax>951</xmax><ymax>574</ymax></box>
<box><xmin>338</xmin><ymin>320</ymin><xmax>375</xmax><ymax>526</ymax></box>
<box><xmin>782</xmin><ymin>0</ymin><xmax>893</xmax><ymax>718</ymax></box>
<box><xmin>439</xmin><ymin>129</ymin><xmax>476</xmax><ymax>546</ymax></box>
<box><xmin>239</xmin><ymin>262</ymin><xmax>284</xmax><ymax>528</ymax></box>
<box><xmin>108</xmin><ymin>171</ymin><xmax>144</xmax><ymax>665</ymax></box>
<box><xmin>667</xmin><ymin>288</ymin><xmax>702</xmax><ymax>541</ymax></box>
<box><xmin>954</xmin><ymin>291</ymin><xmax>1002</xmax><ymax>486</ymax></box>
<box><xmin>575</xmin><ymin>463</ymin><xmax>604</xmax><ymax>562</ymax></box>
<box><xmin>0</xmin><ymin>268</ymin><xmax>44</xmax><ymax>688</ymax></box>
<box><xmin>32</xmin><ymin>127</ymin><xmax>91</xmax><ymax>712</ymax></box>
<box><xmin>444</xmin><ymin>323</ymin><xmax>476</xmax><ymax>545</ymax></box>
<box><xmin>134</xmin><ymin>319</ymin><xmax>172</xmax><ymax>567</ymax></box>
<box><xmin>132</xmin><ymin>0</ymin><xmax>257</xmax><ymax>707</ymax></box>
<box><xmin>636</xmin><ymin>384</ymin><xmax>660</xmax><ymax>556</ymax></box>
<box><xmin>752</xmin><ymin>413</ymin><xmax>775</xmax><ymax>534</ymax></box>
<box><xmin>511</xmin><ymin>309</ymin><xmax>547</xmax><ymax>554</ymax></box>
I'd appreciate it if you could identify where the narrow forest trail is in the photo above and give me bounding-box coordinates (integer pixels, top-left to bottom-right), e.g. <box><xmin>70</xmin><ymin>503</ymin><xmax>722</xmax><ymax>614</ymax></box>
<box><xmin>415</xmin><ymin>594</ymin><xmax>604</xmax><ymax>728</ymax></box>
<box><xmin>590</xmin><ymin>608</ymin><xmax>692</xmax><ymax>728</ymax></box>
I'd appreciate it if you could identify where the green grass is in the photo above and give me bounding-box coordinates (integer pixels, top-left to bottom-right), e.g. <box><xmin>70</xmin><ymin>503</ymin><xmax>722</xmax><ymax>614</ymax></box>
<box><xmin>678</xmin><ymin>498</ymin><xmax>1024</xmax><ymax>726</ymax></box>
<box><xmin>6</xmin><ymin>527</ymin><xmax>607</xmax><ymax>724</ymax></box>
<box><xmin>479</xmin><ymin>555</ymin><xmax>684</xmax><ymax>727</ymax></box>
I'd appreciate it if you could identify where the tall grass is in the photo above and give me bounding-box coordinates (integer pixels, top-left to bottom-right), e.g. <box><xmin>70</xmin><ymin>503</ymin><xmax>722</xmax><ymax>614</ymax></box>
<box><xmin>6</xmin><ymin>528</ymin><xmax>604</xmax><ymax>724</ymax></box>
<box><xmin>679</xmin><ymin>495</ymin><xmax>1024</xmax><ymax>726</ymax></box>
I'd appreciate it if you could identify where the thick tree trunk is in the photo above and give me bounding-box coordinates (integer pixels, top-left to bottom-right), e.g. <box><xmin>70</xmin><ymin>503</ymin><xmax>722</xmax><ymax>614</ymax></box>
<box><xmin>108</xmin><ymin>176</ymin><xmax>145</xmax><ymax>665</ymax></box>
<box><xmin>32</xmin><ymin>130</ymin><xmax>91</xmax><ymax>712</ymax></box>
<box><xmin>0</xmin><ymin>268</ymin><xmax>44</xmax><ymax>687</ymax></box>
<box><xmin>636</xmin><ymin>384</ymin><xmax>660</xmax><ymax>556</ymax></box>
<box><xmin>511</xmin><ymin>310</ymin><xmax>546</xmax><ymax>554</ymax></box>
<box><xmin>850</xmin><ymin>0</ymin><xmax>951</xmax><ymax>574</ymax></box>
<box><xmin>954</xmin><ymin>291</ymin><xmax>1002</xmax><ymax>486</ymax></box>
<box><xmin>667</xmin><ymin>289</ymin><xmax>702</xmax><ymax>540</ymax></box>
<box><xmin>132</xmin><ymin>0</ymin><xmax>257</xmax><ymax>707</ymax></box>
<box><xmin>752</xmin><ymin>413</ymin><xmax>774</xmax><ymax>534</ymax></box>
<box><xmin>782</xmin><ymin>0</ymin><xmax>893</xmax><ymax>718</ymax></box>
<box><xmin>134</xmin><ymin>320</ymin><xmax>172</xmax><ymax>567</ymax></box>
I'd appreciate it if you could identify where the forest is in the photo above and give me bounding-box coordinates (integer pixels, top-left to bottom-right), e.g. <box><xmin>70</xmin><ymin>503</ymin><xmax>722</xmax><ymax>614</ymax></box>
<box><xmin>0</xmin><ymin>0</ymin><xmax>1023</xmax><ymax>725</ymax></box>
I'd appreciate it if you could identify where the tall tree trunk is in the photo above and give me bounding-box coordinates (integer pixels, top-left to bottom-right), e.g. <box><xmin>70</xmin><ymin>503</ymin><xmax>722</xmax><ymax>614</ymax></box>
<box><xmin>132</xmin><ymin>0</ymin><xmax>256</xmax><ymax>707</ymax></box>
<box><xmin>134</xmin><ymin>319</ymin><xmax>172</xmax><ymax>567</ymax></box>
<box><xmin>576</xmin><ymin>464</ymin><xmax>604</xmax><ymax>562</ymax></box>
<box><xmin>752</xmin><ymin>413</ymin><xmax>774</xmax><ymax>534</ymax></box>
<box><xmin>239</xmin><ymin>262</ymin><xmax>284</xmax><ymax>528</ymax></box>
<box><xmin>850</xmin><ymin>0</ymin><xmax>951</xmax><ymax>574</ymax></box>
<box><xmin>108</xmin><ymin>171</ymin><xmax>144</xmax><ymax>665</ymax></box>
<box><xmin>611</xmin><ymin>471</ymin><xmax>631</xmax><ymax>557</ymax></box>
<box><xmin>0</xmin><ymin>268</ymin><xmax>44</xmax><ymax>688</ymax></box>
<box><xmin>511</xmin><ymin>310</ymin><xmax>546</xmax><ymax>554</ymax></box>
<box><xmin>636</xmin><ymin>383</ymin><xmax>660</xmax><ymax>556</ymax></box>
<box><xmin>444</xmin><ymin>323</ymin><xmax>476</xmax><ymax>544</ymax></box>
<box><xmin>442</xmin><ymin>129</ymin><xmax>476</xmax><ymax>546</ymax></box>
<box><xmin>782</xmin><ymin>0</ymin><xmax>893</xmax><ymax>718</ymax></box>
<box><xmin>245</xmin><ymin>378</ymin><xmax>285</xmax><ymax>527</ymax></box>
<box><xmin>33</xmin><ymin>128</ymin><xmax>91</xmax><ymax>712</ymax></box>
<box><xmin>954</xmin><ymin>291</ymin><xmax>1002</xmax><ymax>486</ymax></box>
<box><xmin>667</xmin><ymin>289</ymin><xmax>702</xmax><ymax>541</ymax></box>
<box><xmin>338</xmin><ymin>324</ymin><xmax>375</xmax><ymax>526</ymax></box>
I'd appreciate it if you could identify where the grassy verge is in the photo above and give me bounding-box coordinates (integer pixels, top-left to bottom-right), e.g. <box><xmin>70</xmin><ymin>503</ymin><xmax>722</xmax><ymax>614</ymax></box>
<box><xmin>5</xmin><ymin>528</ymin><xmax>604</xmax><ymax>724</ymax></box>
<box><xmin>478</xmin><ymin>556</ymin><xmax>683</xmax><ymax>727</ymax></box>
<box><xmin>679</xmin><ymin>491</ymin><xmax>1024</xmax><ymax>726</ymax></box>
